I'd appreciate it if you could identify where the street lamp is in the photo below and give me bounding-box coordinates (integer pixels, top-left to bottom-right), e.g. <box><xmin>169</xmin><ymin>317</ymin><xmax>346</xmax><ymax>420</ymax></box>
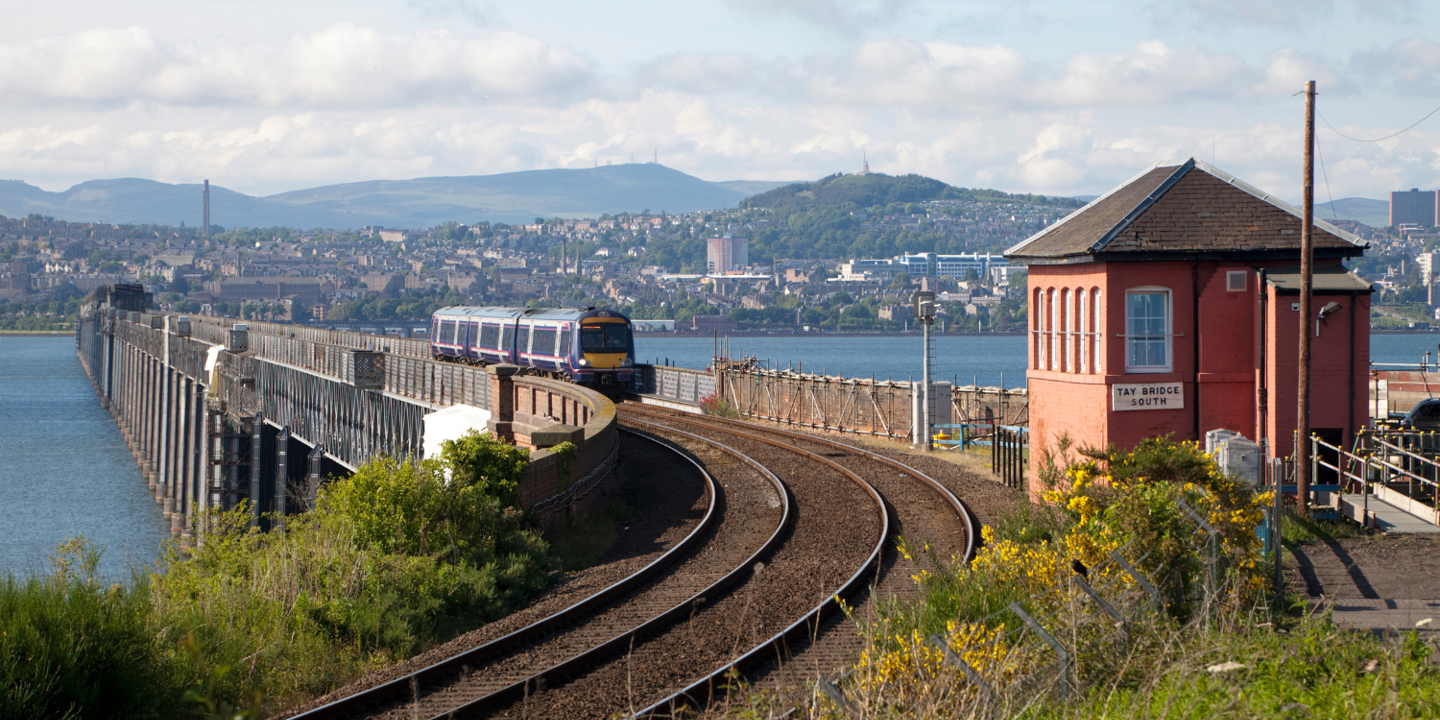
<box><xmin>913</xmin><ymin>290</ymin><xmax>937</xmax><ymax>451</ymax></box>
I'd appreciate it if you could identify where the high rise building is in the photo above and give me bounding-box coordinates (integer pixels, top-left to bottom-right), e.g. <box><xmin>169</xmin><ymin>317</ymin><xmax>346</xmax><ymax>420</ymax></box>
<box><xmin>1390</xmin><ymin>188</ymin><xmax>1438</xmax><ymax>227</ymax></box>
<box><xmin>706</xmin><ymin>236</ymin><xmax>749</xmax><ymax>273</ymax></box>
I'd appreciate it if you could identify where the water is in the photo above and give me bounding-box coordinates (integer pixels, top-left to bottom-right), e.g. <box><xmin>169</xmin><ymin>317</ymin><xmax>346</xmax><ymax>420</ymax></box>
<box><xmin>1371</xmin><ymin>332</ymin><xmax>1440</xmax><ymax>367</ymax></box>
<box><xmin>637</xmin><ymin>331</ymin><xmax>1440</xmax><ymax>386</ymax></box>
<box><xmin>0</xmin><ymin>336</ymin><xmax>171</xmax><ymax>580</ymax></box>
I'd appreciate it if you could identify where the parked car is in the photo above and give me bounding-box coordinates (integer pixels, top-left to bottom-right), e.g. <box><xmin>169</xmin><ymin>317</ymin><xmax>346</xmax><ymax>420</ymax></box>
<box><xmin>1399</xmin><ymin>398</ymin><xmax>1440</xmax><ymax>429</ymax></box>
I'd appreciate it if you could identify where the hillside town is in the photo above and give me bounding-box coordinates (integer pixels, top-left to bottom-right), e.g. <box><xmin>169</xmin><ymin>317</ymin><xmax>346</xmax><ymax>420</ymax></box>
<box><xmin>0</xmin><ymin>196</ymin><xmax>1059</xmax><ymax>333</ymax></box>
<box><xmin>0</xmin><ymin>187</ymin><xmax>1422</xmax><ymax>334</ymax></box>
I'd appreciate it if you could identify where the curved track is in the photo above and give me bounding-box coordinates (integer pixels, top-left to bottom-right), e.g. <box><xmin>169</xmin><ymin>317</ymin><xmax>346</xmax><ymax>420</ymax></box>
<box><xmin>290</xmin><ymin>426</ymin><xmax>771</xmax><ymax>719</ymax></box>
<box><xmin>619</xmin><ymin>404</ymin><xmax>978</xmax><ymax>717</ymax></box>
<box><xmin>287</xmin><ymin>403</ymin><xmax>973</xmax><ymax>720</ymax></box>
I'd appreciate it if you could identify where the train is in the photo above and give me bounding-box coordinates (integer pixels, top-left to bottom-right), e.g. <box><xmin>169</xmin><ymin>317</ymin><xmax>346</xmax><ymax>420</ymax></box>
<box><xmin>429</xmin><ymin>306</ymin><xmax>636</xmax><ymax>387</ymax></box>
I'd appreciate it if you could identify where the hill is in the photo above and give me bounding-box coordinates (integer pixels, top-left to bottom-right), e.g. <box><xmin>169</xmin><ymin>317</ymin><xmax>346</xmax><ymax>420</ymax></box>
<box><xmin>737</xmin><ymin>172</ymin><xmax>1085</xmax><ymax>262</ymax></box>
<box><xmin>0</xmin><ymin>165</ymin><xmax>757</xmax><ymax>230</ymax></box>
<box><xmin>1315</xmin><ymin>197</ymin><xmax>1388</xmax><ymax>228</ymax></box>
<box><xmin>265</xmin><ymin>164</ymin><xmax>750</xmax><ymax>227</ymax></box>
<box><xmin>743</xmin><ymin>172</ymin><xmax>1084</xmax><ymax>214</ymax></box>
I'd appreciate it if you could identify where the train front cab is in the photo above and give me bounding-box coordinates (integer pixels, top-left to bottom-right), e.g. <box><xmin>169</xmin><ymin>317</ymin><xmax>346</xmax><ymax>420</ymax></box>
<box><xmin>574</xmin><ymin>314</ymin><xmax>634</xmax><ymax>385</ymax></box>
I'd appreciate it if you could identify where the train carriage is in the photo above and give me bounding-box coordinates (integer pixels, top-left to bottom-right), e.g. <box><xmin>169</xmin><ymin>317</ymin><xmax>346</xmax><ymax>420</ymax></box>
<box><xmin>430</xmin><ymin>306</ymin><xmax>635</xmax><ymax>387</ymax></box>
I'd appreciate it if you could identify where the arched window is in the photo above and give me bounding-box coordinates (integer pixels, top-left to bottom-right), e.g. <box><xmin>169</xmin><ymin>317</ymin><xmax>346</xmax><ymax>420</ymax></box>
<box><xmin>1077</xmin><ymin>288</ymin><xmax>1088</xmax><ymax>374</ymax></box>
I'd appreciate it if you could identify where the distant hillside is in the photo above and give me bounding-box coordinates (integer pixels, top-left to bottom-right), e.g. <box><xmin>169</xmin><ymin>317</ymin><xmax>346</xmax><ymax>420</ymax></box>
<box><xmin>266</xmin><ymin>164</ymin><xmax>749</xmax><ymax>227</ymax></box>
<box><xmin>1315</xmin><ymin>197</ymin><xmax>1388</xmax><ymax>228</ymax></box>
<box><xmin>0</xmin><ymin>178</ymin><xmax>358</xmax><ymax>229</ymax></box>
<box><xmin>743</xmin><ymin>172</ymin><xmax>1085</xmax><ymax>214</ymax></box>
<box><xmin>0</xmin><ymin>165</ymin><xmax>758</xmax><ymax>230</ymax></box>
<box><xmin>714</xmin><ymin>179</ymin><xmax>798</xmax><ymax>196</ymax></box>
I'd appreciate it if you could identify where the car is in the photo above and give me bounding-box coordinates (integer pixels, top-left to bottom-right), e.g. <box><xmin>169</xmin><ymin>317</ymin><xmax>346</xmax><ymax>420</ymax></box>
<box><xmin>1398</xmin><ymin>398</ymin><xmax>1440</xmax><ymax>430</ymax></box>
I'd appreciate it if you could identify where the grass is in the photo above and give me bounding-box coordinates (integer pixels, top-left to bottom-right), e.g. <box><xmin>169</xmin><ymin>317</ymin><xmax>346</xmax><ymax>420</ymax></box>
<box><xmin>0</xmin><ymin>540</ymin><xmax>180</xmax><ymax>720</ymax></box>
<box><xmin>1281</xmin><ymin>509</ymin><xmax>1374</xmax><ymax>547</ymax></box>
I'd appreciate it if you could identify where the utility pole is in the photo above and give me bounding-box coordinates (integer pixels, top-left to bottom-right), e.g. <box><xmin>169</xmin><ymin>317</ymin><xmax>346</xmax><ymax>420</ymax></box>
<box><xmin>1296</xmin><ymin>80</ymin><xmax>1316</xmax><ymax>517</ymax></box>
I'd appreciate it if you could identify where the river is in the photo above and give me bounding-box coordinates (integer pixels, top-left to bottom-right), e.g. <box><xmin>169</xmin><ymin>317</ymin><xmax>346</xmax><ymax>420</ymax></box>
<box><xmin>0</xmin><ymin>335</ymin><xmax>172</xmax><ymax>580</ymax></box>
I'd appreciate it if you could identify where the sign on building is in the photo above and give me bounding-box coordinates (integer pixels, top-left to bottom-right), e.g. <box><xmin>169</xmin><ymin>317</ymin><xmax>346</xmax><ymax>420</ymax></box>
<box><xmin>1112</xmin><ymin>382</ymin><xmax>1184</xmax><ymax>411</ymax></box>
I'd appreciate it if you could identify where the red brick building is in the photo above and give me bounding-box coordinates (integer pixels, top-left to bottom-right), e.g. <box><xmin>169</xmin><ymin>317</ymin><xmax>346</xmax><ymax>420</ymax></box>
<box><xmin>1006</xmin><ymin>159</ymin><xmax>1372</xmax><ymax>494</ymax></box>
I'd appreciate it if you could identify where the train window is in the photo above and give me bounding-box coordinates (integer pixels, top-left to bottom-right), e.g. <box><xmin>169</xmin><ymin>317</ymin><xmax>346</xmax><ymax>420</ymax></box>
<box><xmin>581</xmin><ymin>323</ymin><xmax>630</xmax><ymax>352</ymax></box>
<box><xmin>481</xmin><ymin>324</ymin><xmax>500</xmax><ymax>349</ymax></box>
<box><xmin>441</xmin><ymin>321</ymin><xmax>456</xmax><ymax>344</ymax></box>
<box><xmin>558</xmin><ymin>328</ymin><xmax>572</xmax><ymax>355</ymax></box>
<box><xmin>501</xmin><ymin>325</ymin><xmax>514</xmax><ymax>352</ymax></box>
<box><xmin>517</xmin><ymin>325</ymin><xmax>532</xmax><ymax>353</ymax></box>
<box><xmin>533</xmin><ymin>328</ymin><xmax>557</xmax><ymax>356</ymax></box>
<box><xmin>464</xmin><ymin>322</ymin><xmax>478</xmax><ymax>346</ymax></box>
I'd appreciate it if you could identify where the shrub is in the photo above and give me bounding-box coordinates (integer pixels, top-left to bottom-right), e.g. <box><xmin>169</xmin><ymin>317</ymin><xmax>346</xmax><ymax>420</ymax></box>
<box><xmin>151</xmin><ymin>430</ymin><xmax>557</xmax><ymax>713</ymax></box>
<box><xmin>0</xmin><ymin>538</ymin><xmax>179</xmax><ymax>720</ymax></box>
<box><xmin>698</xmin><ymin>392</ymin><xmax>740</xmax><ymax>419</ymax></box>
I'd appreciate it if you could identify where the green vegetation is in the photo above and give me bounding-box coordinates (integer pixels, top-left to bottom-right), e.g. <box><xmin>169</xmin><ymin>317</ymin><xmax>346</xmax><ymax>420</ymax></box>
<box><xmin>1</xmin><ymin>431</ymin><xmax>557</xmax><ymax>717</ymax></box>
<box><xmin>725</xmin><ymin>437</ymin><xmax>1440</xmax><ymax>719</ymax></box>
<box><xmin>1</xmin><ymin>540</ymin><xmax>178</xmax><ymax>719</ymax></box>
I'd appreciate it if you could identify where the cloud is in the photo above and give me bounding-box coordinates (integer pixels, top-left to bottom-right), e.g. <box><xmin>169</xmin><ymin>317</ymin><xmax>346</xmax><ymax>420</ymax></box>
<box><xmin>1354</xmin><ymin>36</ymin><xmax>1440</xmax><ymax>93</ymax></box>
<box><xmin>1045</xmin><ymin>41</ymin><xmax>1252</xmax><ymax>106</ymax></box>
<box><xmin>1181</xmin><ymin>0</ymin><xmax>1328</xmax><ymax>26</ymax></box>
<box><xmin>406</xmin><ymin>0</ymin><xmax>501</xmax><ymax>27</ymax></box>
<box><xmin>0</xmin><ymin>24</ymin><xmax>597</xmax><ymax>109</ymax></box>
<box><xmin>723</xmin><ymin>0</ymin><xmax>912</xmax><ymax>34</ymax></box>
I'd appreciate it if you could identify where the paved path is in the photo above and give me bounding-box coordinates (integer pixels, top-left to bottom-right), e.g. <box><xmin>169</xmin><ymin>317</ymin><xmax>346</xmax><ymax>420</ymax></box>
<box><xmin>1290</xmin><ymin>535</ymin><xmax>1440</xmax><ymax>632</ymax></box>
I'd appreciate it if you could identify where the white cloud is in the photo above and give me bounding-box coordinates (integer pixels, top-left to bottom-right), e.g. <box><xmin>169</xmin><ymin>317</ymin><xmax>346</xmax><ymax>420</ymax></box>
<box><xmin>1355</xmin><ymin>36</ymin><xmax>1440</xmax><ymax>93</ymax></box>
<box><xmin>723</xmin><ymin>0</ymin><xmax>912</xmax><ymax>33</ymax></box>
<box><xmin>0</xmin><ymin>24</ymin><xmax>597</xmax><ymax>108</ymax></box>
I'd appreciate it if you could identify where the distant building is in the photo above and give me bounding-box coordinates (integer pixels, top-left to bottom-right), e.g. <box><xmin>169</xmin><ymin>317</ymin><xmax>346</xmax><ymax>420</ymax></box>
<box><xmin>841</xmin><ymin>252</ymin><xmax>1008</xmax><ymax>281</ymax></box>
<box><xmin>706</xmin><ymin>236</ymin><xmax>749</xmax><ymax>273</ymax></box>
<box><xmin>1390</xmin><ymin>188</ymin><xmax>1438</xmax><ymax>227</ymax></box>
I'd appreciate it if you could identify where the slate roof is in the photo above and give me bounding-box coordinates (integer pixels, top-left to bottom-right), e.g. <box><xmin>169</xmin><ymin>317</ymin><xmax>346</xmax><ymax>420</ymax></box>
<box><xmin>1005</xmin><ymin>159</ymin><xmax>1367</xmax><ymax>264</ymax></box>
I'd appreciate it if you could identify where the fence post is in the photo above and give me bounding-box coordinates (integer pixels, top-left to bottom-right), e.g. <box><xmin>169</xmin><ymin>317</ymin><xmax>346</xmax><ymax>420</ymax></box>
<box><xmin>1008</xmin><ymin>602</ymin><xmax>1069</xmax><ymax>699</ymax></box>
<box><xmin>929</xmin><ymin>634</ymin><xmax>996</xmax><ymax>710</ymax></box>
<box><xmin>1271</xmin><ymin>457</ymin><xmax>1284</xmax><ymax>606</ymax></box>
<box><xmin>1108</xmin><ymin>550</ymin><xmax>1161</xmax><ymax>613</ymax></box>
<box><xmin>1176</xmin><ymin>498</ymin><xmax>1221</xmax><ymax>615</ymax></box>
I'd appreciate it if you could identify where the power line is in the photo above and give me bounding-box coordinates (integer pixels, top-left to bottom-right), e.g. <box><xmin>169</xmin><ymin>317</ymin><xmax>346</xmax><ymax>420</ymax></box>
<box><xmin>1314</xmin><ymin>137</ymin><xmax>1340</xmax><ymax>224</ymax></box>
<box><xmin>1319</xmin><ymin>104</ymin><xmax>1440</xmax><ymax>143</ymax></box>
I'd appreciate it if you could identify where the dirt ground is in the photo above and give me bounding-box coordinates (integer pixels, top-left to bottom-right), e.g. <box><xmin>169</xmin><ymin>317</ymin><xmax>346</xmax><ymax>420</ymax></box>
<box><xmin>1287</xmin><ymin>534</ymin><xmax>1440</xmax><ymax>600</ymax></box>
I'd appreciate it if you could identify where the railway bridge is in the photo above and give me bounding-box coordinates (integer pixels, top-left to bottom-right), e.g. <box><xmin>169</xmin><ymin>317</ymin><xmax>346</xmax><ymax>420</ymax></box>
<box><xmin>75</xmin><ymin>290</ymin><xmax>619</xmax><ymax>543</ymax></box>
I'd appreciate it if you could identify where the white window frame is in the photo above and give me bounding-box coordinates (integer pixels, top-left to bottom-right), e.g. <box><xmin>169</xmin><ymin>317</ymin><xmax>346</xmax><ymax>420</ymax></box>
<box><xmin>1077</xmin><ymin>288</ymin><xmax>1088</xmax><ymax>374</ymax></box>
<box><xmin>1032</xmin><ymin>287</ymin><xmax>1043</xmax><ymax>371</ymax></box>
<box><xmin>1091</xmin><ymin>289</ymin><xmax>1102</xmax><ymax>374</ymax></box>
<box><xmin>1048</xmin><ymin>288</ymin><xmax>1058</xmax><ymax>370</ymax></box>
<box><xmin>1124</xmin><ymin>287</ymin><xmax>1172</xmax><ymax>374</ymax></box>
<box><xmin>1061</xmin><ymin>288</ymin><xmax>1072</xmax><ymax>372</ymax></box>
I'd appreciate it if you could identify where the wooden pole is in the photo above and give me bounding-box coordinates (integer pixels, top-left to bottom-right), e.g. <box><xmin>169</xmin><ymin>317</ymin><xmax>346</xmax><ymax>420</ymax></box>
<box><xmin>1297</xmin><ymin>79</ymin><xmax>1316</xmax><ymax>517</ymax></box>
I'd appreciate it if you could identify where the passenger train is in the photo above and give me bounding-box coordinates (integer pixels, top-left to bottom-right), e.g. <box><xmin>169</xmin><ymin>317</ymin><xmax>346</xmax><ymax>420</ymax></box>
<box><xmin>429</xmin><ymin>306</ymin><xmax>635</xmax><ymax>387</ymax></box>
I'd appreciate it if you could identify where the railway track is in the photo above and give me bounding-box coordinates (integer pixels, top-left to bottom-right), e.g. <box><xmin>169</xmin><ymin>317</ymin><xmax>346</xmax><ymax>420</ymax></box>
<box><xmin>290</xmin><ymin>412</ymin><xmax>890</xmax><ymax>719</ymax></box>
<box><xmin>619</xmin><ymin>404</ymin><xmax>978</xmax><ymax>717</ymax></box>
<box><xmin>287</xmin><ymin>402</ymin><xmax>973</xmax><ymax>719</ymax></box>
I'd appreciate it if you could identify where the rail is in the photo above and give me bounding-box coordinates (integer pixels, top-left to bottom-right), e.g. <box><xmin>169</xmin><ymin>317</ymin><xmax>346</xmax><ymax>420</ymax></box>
<box><xmin>291</xmin><ymin>427</ymin><xmax>737</xmax><ymax>720</ymax></box>
<box><xmin>622</xmin><ymin>406</ymin><xmax>970</xmax><ymax>717</ymax></box>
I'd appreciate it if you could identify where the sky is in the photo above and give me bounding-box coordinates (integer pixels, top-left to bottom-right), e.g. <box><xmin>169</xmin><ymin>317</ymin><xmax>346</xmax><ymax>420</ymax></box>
<box><xmin>2</xmin><ymin>0</ymin><xmax>1439</xmax><ymax>202</ymax></box>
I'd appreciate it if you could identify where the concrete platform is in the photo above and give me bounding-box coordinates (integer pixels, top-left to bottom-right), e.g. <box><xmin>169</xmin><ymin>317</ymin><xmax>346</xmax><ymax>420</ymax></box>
<box><xmin>1335</xmin><ymin>493</ymin><xmax>1440</xmax><ymax>533</ymax></box>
